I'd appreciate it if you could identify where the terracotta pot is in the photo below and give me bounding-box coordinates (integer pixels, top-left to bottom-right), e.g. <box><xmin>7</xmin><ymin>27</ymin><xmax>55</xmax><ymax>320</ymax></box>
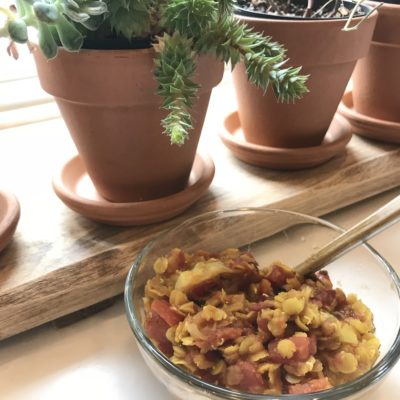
<box><xmin>352</xmin><ymin>2</ymin><xmax>400</xmax><ymax>123</ymax></box>
<box><xmin>33</xmin><ymin>48</ymin><xmax>223</xmax><ymax>202</ymax></box>
<box><xmin>233</xmin><ymin>8</ymin><xmax>378</xmax><ymax>148</ymax></box>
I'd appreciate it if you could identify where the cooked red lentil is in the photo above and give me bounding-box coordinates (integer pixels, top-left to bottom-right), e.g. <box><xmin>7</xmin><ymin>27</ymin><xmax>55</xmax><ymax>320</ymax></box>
<box><xmin>143</xmin><ymin>248</ymin><xmax>380</xmax><ymax>395</ymax></box>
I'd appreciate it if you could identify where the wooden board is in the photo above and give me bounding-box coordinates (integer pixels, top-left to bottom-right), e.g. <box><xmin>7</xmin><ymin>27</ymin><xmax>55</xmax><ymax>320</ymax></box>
<box><xmin>0</xmin><ymin>75</ymin><xmax>400</xmax><ymax>340</ymax></box>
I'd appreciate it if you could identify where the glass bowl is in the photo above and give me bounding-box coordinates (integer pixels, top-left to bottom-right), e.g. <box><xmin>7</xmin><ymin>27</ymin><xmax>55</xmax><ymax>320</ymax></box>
<box><xmin>125</xmin><ymin>208</ymin><xmax>400</xmax><ymax>400</ymax></box>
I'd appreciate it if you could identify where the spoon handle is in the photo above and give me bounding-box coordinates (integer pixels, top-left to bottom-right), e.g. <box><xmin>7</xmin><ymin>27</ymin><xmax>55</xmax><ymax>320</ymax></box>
<box><xmin>295</xmin><ymin>194</ymin><xmax>400</xmax><ymax>276</ymax></box>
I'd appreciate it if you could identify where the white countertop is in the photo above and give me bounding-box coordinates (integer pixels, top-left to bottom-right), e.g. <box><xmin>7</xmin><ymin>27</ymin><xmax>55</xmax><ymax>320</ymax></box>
<box><xmin>1</xmin><ymin>188</ymin><xmax>400</xmax><ymax>400</ymax></box>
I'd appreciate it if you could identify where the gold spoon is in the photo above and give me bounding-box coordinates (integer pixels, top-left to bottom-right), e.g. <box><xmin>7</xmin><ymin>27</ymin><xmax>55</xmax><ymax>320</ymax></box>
<box><xmin>295</xmin><ymin>194</ymin><xmax>400</xmax><ymax>276</ymax></box>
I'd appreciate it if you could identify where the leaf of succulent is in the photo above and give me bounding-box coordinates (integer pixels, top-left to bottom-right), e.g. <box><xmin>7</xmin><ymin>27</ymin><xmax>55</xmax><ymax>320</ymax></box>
<box><xmin>61</xmin><ymin>0</ymin><xmax>107</xmax><ymax>22</ymax></box>
<box><xmin>55</xmin><ymin>13</ymin><xmax>84</xmax><ymax>51</ymax></box>
<box><xmin>218</xmin><ymin>0</ymin><xmax>236</xmax><ymax>14</ymax></box>
<box><xmin>7</xmin><ymin>19</ymin><xmax>28</xmax><ymax>43</ymax></box>
<box><xmin>195</xmin><ymin>16</ymin><xmax>308</xmax><ymax>102</ymax></box>
<box><xmin>33</xmin><ymin>3</ymin><xmax>59</xmax><ymax>24</ymax></box>
<box><xmin>80</xmin><ymin>14</ymin><xmax>105</xmax><ymax>31</ymax></box>
<box><xmin>195</xmin><ymin>16</ymin><xmax>283</xmax><ymax>65</ymax></box>
<box><xmin>81</xmin><ymin>1</ymin><xmax>108</xmax><ymax>16</ymax></box>
<box><xmin>105</xmin><ymin>0</ymin><xmax>151</xmax><ymax>39</ymax></box>
<box><xmin>270</xmin><ymin>65</ymin><xmax>309</xmax><ymax>103</ymax></box>
<box><xmin>161</xmin><ymin>0</ymin><xmax>218</xmax><ymax>37</ymax></box>
<box><xmin>38</xmin><ymin>21</ymin><xmax>58</xmax><ymax>58</ymax></box>
<box><xmin>154</xmin><ymin>32</ymin><xmax>200</xmax><ymax>145</ymax></box>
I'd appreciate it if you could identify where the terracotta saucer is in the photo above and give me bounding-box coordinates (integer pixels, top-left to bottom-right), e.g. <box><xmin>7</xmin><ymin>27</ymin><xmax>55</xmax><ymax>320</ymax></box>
<box><xmin>338</xmin><ymin>91</ymin><xmax>400</xmax><ymax>144</ymax></box>
<box><xmin>219</xmin><ymin>112</ymin><xmax>352</xmax><ymax>169</ymax></box>
<box><xmin>0</xmin><ymin>190</ymin><xmax>20</xmax><ymax>253</ymax></box>
<box><xmin>52</xmin><ymin>153</ymin><xmax>215</xmax><ymax>226</ymax></box>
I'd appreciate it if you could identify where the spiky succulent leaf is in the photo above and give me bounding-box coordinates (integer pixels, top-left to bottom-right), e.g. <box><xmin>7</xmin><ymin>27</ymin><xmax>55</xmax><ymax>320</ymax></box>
<box><xmin>154</xmin><ymin>32</ymin><xmax>199</xmax><ymax>145</ymax></box>
<box><xmin>105</xmin><ymin>0</ymin><xmax>151</xmax><ymax>38</ymax></box>
<box><xmin>161</xmin><ymin>0</ymin><xmax>218</xmax><ymax>37</ymax></box>
<box><xmin>195</xmin><ymin>16</ymin><xmax>308</xmax><ymax>101</ymax></box>
<box><xmin>218</xmin><ymin>0</ymin><xmax>236</xmax><ymax>13</ymax></box>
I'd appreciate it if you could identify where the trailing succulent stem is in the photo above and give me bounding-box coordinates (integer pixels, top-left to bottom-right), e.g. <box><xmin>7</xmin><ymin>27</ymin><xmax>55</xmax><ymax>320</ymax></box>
<box><xmin>2</xmin><ymin>0</ymin><xmax>310</xmax><ymax>145</ymax></box>
<box><xmin>158</xmin><ymin>0</ymin><xmax>308</xmax><ymax>143</ymax></box>
<box><xmin>194</xmin><ymin>16</ymin><xmax>308</xmax><ymax>102</ymax></box>
<box><xmin>154</xmin><ymin>32</ymin><xmax>200</xmax><ymax>146</ymax></box>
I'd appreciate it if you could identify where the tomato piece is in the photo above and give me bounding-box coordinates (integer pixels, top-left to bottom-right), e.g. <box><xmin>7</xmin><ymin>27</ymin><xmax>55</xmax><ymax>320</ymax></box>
<box><xmin>227</xmin><ymin>361</ymin><xmax>265</xmax><ymax>393</ymax></box>
<box><xmin>144</xmin><ymin>313</ymin><xmax>173</xmax><ymax>356</ymax></box>
<box><xmin>266</xmin><ymin>264</ymin><xmax>295</xmax><ymax>288</ymax></box>
<box><xmin>314</xmin><ymin>289</ymin><xmax>337</xmax><ymax>307</ymax></box>
<box><xmin>167</xmin><ymin>248</ymin><xmax>186</xmax><ymax>273</ymax></box>
<box><xmin>288</xmin><ymin>377</ymin><xmax>332</xmax><ymax>394</ymax></box>
<box><xmin>268</xmin><ymin>335</ymin><xmax>317</xmax><ymax>363</ymax></box>
<box><xmin>151</xmin><ymin>299</ymin><xmax>184</xmax><ymax>327</ymax></box>
<box><xmin>290</xmin><ymin>335</ymin><xmax>317</xmax><ymax>362</ymax></box>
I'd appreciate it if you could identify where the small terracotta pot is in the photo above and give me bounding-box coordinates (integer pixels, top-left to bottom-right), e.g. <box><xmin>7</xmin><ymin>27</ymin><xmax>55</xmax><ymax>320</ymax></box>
<box><xmin>33</xmin><ymin>48</ymin><xmax>223</xmax><ymax>202</ymax></box>
<box><xmin>352</xmin><ymin>2</ymin><xmax>400</xmax><ymax>123</ymax></box>
<box><xmin>233</xmin><ymin>9</ymin><xmax>377</xmax><ymax>148</ymax></box>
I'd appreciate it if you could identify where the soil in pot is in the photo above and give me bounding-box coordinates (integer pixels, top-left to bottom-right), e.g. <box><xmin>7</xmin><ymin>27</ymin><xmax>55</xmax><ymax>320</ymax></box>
<box><xmin>236</xmin><ymin>0</ymin><xmax>365</xmax><ymax>19</ymax></box>
<box><xmin>232</xmin><ymin>0</ymin><xmax>377</xmax><ymax>149</ymax></box>
<box><xmin>351</xmin><ymin>1</ymin><xmax>400</xmax><ymax>124</ymax></box>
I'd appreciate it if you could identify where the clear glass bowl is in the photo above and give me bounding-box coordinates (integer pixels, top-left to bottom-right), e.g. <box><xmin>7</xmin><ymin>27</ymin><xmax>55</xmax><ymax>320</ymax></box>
<box><xmin>125</xmin><ymin>208</ymin><xmax>400</xmax><ymax>400</ymax></box>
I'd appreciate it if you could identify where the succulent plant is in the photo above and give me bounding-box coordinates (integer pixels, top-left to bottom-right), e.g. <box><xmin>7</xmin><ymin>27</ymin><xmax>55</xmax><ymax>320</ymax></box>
<box><xmin>1</xmin><ymin>0</ymin><xmax>309</xmax><ymax>145</ymax></box>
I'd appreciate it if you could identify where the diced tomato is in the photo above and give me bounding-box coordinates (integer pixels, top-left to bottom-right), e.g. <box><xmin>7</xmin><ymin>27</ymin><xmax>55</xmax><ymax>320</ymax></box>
<box><xmin>315</xmin><ymin>270</ymin><xmax>333</xmax><ymax>288</ymax></box>
<box><xmin>249</xmin><ymin>299</ymin><xmax>274</xmax><ymax>311</ymax></box>
<box><xmin>189</xmin><ymin>278</ymin><xmax>222</xmax><ymax>301</ymax></box>
<box><xmin>259</xmin><ymin>279</ymin><xmax>274</xmax><ymax>296</ymax></box>
<box><xmin>313</xmin><ymin>289</ymin><xmax>337</xmax><ymax>307</ymax></box>
<box><xmin>266</xmin><ymin>264</ymin><xmax>295</xmax><ymax>288</ymax></box>
<box><xmin>151</xmin><ymin>299</ymin><xmax>184</xmax><ymax>326</ymax></box>
<box><xmin>335</xmin><ymin>288</ymin><xmax>347</xmax><ymax>307</ymax></box>
<box><xmin>167</xmin><ymin>248</ymin><xmax>186</xmax><ymax>273</ymax></box>
<box><xmin>227</xmin><ymin>361</ymin><xmax>265</xmax><ymax>393</ymax></box>
<box><xmin>144</xmin><ymin>313</ymin><xmax>173</xmax><ymax>356</ymax></box>
<box><xmin>268</xmin><ymin>335</ymin><xmax>317</xmax><ymax>363</ymax></box>
<box><xmin>267</xmin><ymin>339</ymin><xmax>286</xmax><ymax>363</ymax></box>
<box><xmin>290</xmin><ymin>335</ymin><xmax>317</xmax><ymax>361</ymax></box>
<box><xmin>235</xmin><ymin>260</ymin><xmax>262</xmax><ymax>284</ymax></box>
<box><xmin>257</xmin><ymin>317</ymin><xmax>271</xmax><ymax>336</ymax></box>
<box><xmin>216</xmin><ymin>327</ymin><xmax>243</xmax><ymax>342</ymax></box>
<box><xmin>197</xmin><ymin>369</ymin><xmax>217</xmax><ymax>383</ymax></box>
<box><xmin>196</xmin><ymin>327</ymin><xmax>243</xmax><ymax>351</ymax></box>
<box><xmin>288</xmin><ymin>377</ymin><xmax>332</xmax><ymax>394</ymax></box>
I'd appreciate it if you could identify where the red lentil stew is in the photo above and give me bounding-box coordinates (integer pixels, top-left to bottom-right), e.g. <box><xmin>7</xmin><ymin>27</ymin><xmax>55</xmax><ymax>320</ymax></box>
<box><xmin>143</xmin><ymin>248</ymin><xmax>380</xmax><ymax>395</ymax></box>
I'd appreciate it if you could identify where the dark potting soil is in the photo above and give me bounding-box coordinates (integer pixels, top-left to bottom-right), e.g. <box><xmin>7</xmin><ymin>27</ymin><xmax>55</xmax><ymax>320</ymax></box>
<box><xmin>236</xmin><ymin>0</ymin><xmax>365</xmax><ymax>19</ymax></box>
<box><xmin>82</xmin><ymin>36</ymin><xmax>152</xmax><ymax>50</ymax></box>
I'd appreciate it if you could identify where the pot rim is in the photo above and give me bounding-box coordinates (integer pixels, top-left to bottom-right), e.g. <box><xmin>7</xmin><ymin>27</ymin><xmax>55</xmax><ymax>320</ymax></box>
<box><xmin>32</xmin><ymin>45</ymin><xmax>156</xmax><ymax>57</ymax></box>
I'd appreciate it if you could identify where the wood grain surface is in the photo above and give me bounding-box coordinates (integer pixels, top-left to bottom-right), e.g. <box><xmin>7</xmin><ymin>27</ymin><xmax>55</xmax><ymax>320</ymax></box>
<box><xmin>0</xmin><ymin>74</ymin><xmax>399</xmax><ymax>340</ymax></box>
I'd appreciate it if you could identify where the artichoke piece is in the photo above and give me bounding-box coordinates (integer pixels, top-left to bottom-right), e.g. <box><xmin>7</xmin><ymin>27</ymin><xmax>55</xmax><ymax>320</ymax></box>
<box><xmin>175</xmin><ymin>260</ymin><xmax>232</xmax><ymax>296</ymax></box>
